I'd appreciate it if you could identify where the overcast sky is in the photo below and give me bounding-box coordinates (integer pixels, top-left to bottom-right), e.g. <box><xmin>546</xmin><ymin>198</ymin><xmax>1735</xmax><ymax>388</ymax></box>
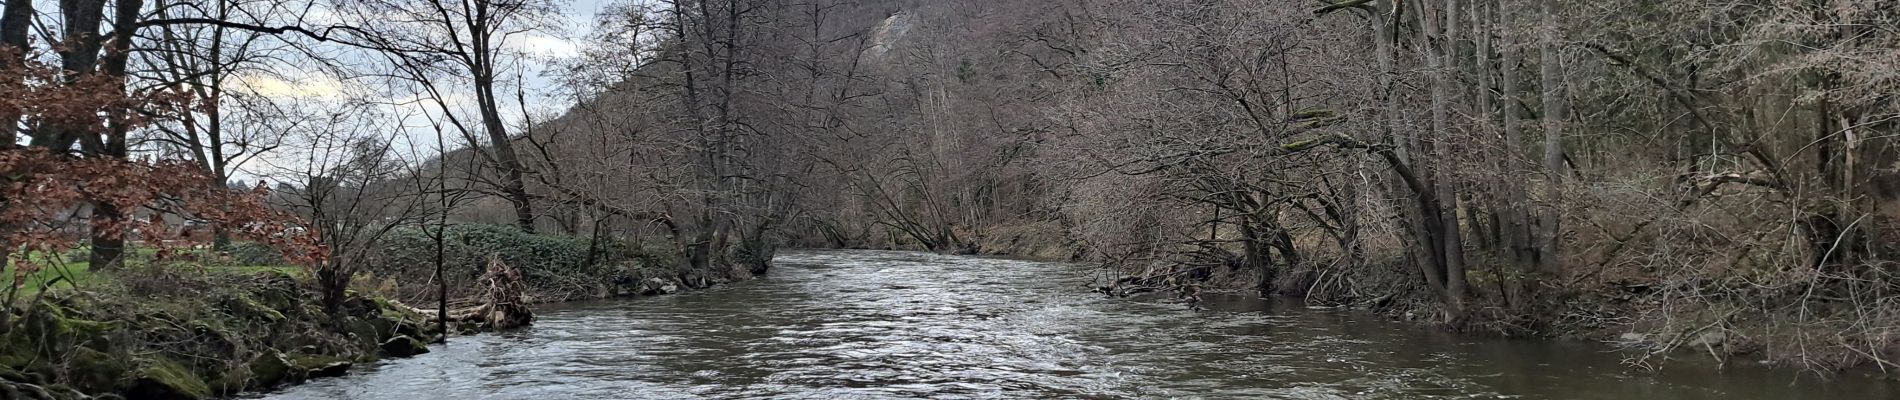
<box><xmin>8</xmin><ymin>0</ymin><xmax>631</xmax><ymax>182</ymax></box>
<box><xmin>226</xmin><ymin>0</ymin><xmax>622</xmax><ymax>182</ymax></box>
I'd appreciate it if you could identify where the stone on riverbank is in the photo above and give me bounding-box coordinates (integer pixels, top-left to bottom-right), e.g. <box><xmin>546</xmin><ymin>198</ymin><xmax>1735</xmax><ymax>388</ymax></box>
<box><xmin>303</xmin><ymin>361</ymin><xmax>352</xmax><ymax>379</ymax></box>
<box><xmin>642</xmin><ymin>278</ymin><xmax>681</xmax><ymax>295</ymax></box>
<box><xmin>379</xmin><ymin>336</ymin><xmax>430</xmax><ymax>358</ymax></box>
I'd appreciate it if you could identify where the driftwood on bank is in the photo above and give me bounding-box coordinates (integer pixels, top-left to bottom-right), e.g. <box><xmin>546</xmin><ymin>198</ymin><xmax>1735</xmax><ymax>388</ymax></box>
<box><xmin>1095</xmin><ymin>262</ymin><xmax>1210</xmax><ymax>308</ymax></box>
<box><xmin>397</xmin><ymin>255</ymin><xmax>535</xmax><ymax>330</ymax></box>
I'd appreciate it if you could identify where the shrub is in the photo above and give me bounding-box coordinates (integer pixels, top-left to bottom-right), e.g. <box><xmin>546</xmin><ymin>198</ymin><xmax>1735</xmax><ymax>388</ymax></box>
<box><xmin>371</xmin><ymin>225</ymin><xmax>642</xmax><ymax>302</ymax></box>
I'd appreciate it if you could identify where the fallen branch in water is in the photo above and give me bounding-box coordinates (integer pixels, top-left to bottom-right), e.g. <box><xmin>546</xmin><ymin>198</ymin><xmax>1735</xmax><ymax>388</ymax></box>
<box><xmin>393</xmin><ymin>255</ymin><xmax>535</xmax><ymax>331</ymax></box>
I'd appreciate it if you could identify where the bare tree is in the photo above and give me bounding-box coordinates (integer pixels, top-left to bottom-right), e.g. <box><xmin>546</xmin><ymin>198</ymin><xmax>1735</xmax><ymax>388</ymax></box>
<box><xmin>268</xmin><ymin>100</ymin><xmax>436</xmax><ymax>312</ymax></box>
<box><xmin>133</xmin><ymin>0</ymin><xmax>313</xmax><ymax>248</ymax></box>
<box><xmin>324</xmin><ymin>0</ymin><xmax>556</xmax><ymax>232</ymax></box>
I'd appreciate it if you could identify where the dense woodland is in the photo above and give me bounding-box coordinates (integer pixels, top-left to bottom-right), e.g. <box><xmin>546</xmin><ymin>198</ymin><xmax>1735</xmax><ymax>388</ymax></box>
<box><xmin>3</xmin><ymin>0</ymin><xmax>1899</xmax><ymax>376</ymax></box>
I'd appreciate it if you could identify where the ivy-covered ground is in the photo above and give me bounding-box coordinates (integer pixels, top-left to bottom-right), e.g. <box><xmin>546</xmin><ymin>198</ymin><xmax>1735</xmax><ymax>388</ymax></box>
<box><xmin>367</xmin><ymin>224</ymin><xmax>731</xmax><ymax>304</ymax></box>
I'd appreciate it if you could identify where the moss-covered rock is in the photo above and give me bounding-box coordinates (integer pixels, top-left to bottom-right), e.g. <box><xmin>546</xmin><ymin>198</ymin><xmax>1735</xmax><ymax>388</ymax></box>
<box><xmin>212</xmin><ymin>350</ymin><xmax>299</xmax><ymax>393</ymax></box>
<box><xmin>3</xmin><ymin>299</ymin><xmax>129</xmax><ymax>396</ymax></box>
<box><xmin>62</xmin><ymin>348</ymin><xmax>128</xmax><ymax>393</ymax></box>
<box><xmin>4</xmin><ymin>248</ymin><xmax>532</xmax><ymax>399</ymax></box>
<box><xmin>377</xmin><ymin>336</ymin><xmax>429</xmax><ymax>358</ymax></box>
<box><xmin>289</xmin><ymin>356</ymin><xmax>351</xmax><ymax>379</ymax></box>
<box><xmin>0</xmin><ymin>334</ymin><xmax>39</xmax><ymax>374</ymax></box>
<box><xmin>381</xmin><ymin>306</ymin><xmax>434</xmax><ymax>338</ymax></box>
<box><xmin>123</xmin><ymin>359</ymin><xmax>209</xmax><ymax>400</ymax></box>
<box><xmin>218</xmin><ymin>294</ymin><xmax>286</xmax><ymax>323</ymax></box>
<box><xmin>0</xmin><ymin>379</ymin><xmax>93</xmax><ymax>400</ymax></box>
<box><xmin>13</xmin><ymin>300</ymin><xmax>120</xmax><ymax>355</ymax></box>
<box><xmin>341</xmin><ymin>317</ymin><xmax>383</xmax><ymax>349</ymax></box>
<box><xmin>38</xmin><ymin>384</ymin><xmax>92</xmax><ymax>400</ymax></box>
<box><xmin>250</xmin><ymin>351</ymin><xmax>297</xmax><ymax>386</ymax></box>
<box><xmin>0</xmin><ymin>369</ymin><xmax>34</xmax><ymax>384</ymax></box>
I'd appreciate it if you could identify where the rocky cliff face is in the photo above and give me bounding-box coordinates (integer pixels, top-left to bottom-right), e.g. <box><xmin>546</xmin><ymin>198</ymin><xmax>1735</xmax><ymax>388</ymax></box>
<box><xmin>866</xmin><ymin>11</ymin><xmax>914</xmax><ymax>59</ymax></box>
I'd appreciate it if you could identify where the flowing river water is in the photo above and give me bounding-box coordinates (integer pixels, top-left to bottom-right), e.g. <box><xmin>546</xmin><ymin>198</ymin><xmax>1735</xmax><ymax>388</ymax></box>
<box><xmin>260</xmin><ymin>250</ymin><xmax>1895</xmax><ymax>399</ymax></box>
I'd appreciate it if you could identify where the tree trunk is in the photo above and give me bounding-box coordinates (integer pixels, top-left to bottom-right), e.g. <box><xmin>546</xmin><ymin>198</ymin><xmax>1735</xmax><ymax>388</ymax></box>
<box><xmin>1241</xmin><ymin>216</ymin><xmax>1272</xmax><ymax>296</ymax></box>
<box><xmin>1833</xmin><ymin>113</ymin><xmax>1861</xmax><ymax>265</ymax></box>
<box><xmin>432</xmin><ymin>223</ymin><xmax>449</xmax><ymax>341</ymax></box>
<box><xmin>84</xmin><ymin>0</ymin><xmax>144</xmax><ymax>271</ymax></box>
<box><xmin>465</xmin><ymin>4</ymin><xmax>536</xmax><ymax>234</ymax></box>
<box><xmin>0</xmin><ymin>0</ymin><xmax>29</xmax><ymax>134</ymax></box>
<box><xmin>87</xmin><ymin>203</ymin><xmax>125</xmax><ymax>270</ymax></box>
<box><xmin>1420</xmin><ymin>0</ymin><xmax>1469</xmax><ymax>314</ymax></box>
<box><xmin>1497</xmin><ymin>1</ymin><xmax>1533</xmax><ymax>309</ymax></box>
<box><xmin>0</xmin><ymin>0</ymin><xmax>27</xmax><ymax>55</ymax></box>
<box><xmin>1370</xmin><ymin>0</ymin><xmax>1451</xmax><ymax>304</ymax></box>
<box><xmin>474</xmin><ymin>72</ymin><xmax>537</xmax><ymax>233</ymax></box>
<box><xmin>1537</xmin><ymin>0</ymin><xmax>1566</xmax><ymax>273</ymax></box>
<box><xmin>318</xmin><ymin>263</ymin><xmax>348</xmax><ymax>314</ymax></box>
<box><xmin>1375</xmin><ymin>0</ymin><xmax>1411</xmax><ymax>164</ymax></box>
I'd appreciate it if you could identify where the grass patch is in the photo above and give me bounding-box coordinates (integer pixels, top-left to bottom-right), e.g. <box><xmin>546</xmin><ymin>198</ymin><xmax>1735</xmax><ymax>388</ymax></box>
<box><xmin>2</xmin><ymin>258</ymin><xmax>96</xmax><ymax>298</ymax></box>
<box><xmin>4</xmin><ymin>244</ymin><xmax>301</xmax><ymax>298</ymax></box>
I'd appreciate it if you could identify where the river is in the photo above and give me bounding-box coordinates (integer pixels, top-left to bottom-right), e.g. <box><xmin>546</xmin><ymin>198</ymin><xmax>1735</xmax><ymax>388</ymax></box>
<box><xmin>259</xmin><ymin>250</ymin><xmax>1894</xmax><ymax>399</ymax></box>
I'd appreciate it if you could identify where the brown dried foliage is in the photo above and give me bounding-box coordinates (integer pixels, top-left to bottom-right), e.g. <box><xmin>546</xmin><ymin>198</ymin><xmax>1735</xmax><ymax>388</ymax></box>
<box><xmin>1</xmin><ymin>51</ymin><xmax>326</xmax><ymax>289</ymax></box>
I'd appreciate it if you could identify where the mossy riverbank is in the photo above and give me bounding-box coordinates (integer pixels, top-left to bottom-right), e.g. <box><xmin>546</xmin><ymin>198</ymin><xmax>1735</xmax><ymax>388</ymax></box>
<box><xmin>0</xmin><ymin>238</ymin><xmax>758</xmax><ymax>399</ymax></box>
<box><xmin>0</xmin><ymin>271</ymin><xmax>440</xmax><ymax>400</ymax></box>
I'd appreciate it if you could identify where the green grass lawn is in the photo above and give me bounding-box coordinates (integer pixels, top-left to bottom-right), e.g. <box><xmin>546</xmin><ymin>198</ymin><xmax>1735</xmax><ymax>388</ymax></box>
<box><xmin>2</xmin><ymin>260</ymin><xmax>96</xmax><ymax>297</ymax></box>
<box><xmin>3</xmin><ymin>245</ymin><xmax>303</xmax><ymax>298</ymax></box>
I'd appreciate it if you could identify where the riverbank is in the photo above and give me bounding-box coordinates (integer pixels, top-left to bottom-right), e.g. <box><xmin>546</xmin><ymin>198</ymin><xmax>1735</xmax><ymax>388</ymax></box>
<box><xmin>966</xmin><ymin>220</ymin><xmax>1083</xmax><ymax>262</ymax></box>
<box><xmin>365</xmin><ymin>225</ymin><xmax>750</xmax><ymax>305</ymax></box>
<box><xmin>1088</xmin><ymin>243</ymin><xmax>1900</xmax><ymax>378</ymax></box>
<box><xmin>0</xmin><ymin>270</ymin><xmax>438</xmax><ymax>400</ymax></box>
<box><xmin>927</xmin><ymin>215</ymin><xmax>1896</xmax><ymax>377</ymax></box>
<box><xmin>0</xmin><ymin>236</ymin><xmax>758</xmax><ymax>399</ymax></box>
<box><xmin>1317</xmin><ymin>259</ymin><xmax>1899</xmax><ymax>379</ymax></box>
<box><xmin>0</xmin><ymin>272</ymin><xmax>748</xmax><ymax>400</ymax></box>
